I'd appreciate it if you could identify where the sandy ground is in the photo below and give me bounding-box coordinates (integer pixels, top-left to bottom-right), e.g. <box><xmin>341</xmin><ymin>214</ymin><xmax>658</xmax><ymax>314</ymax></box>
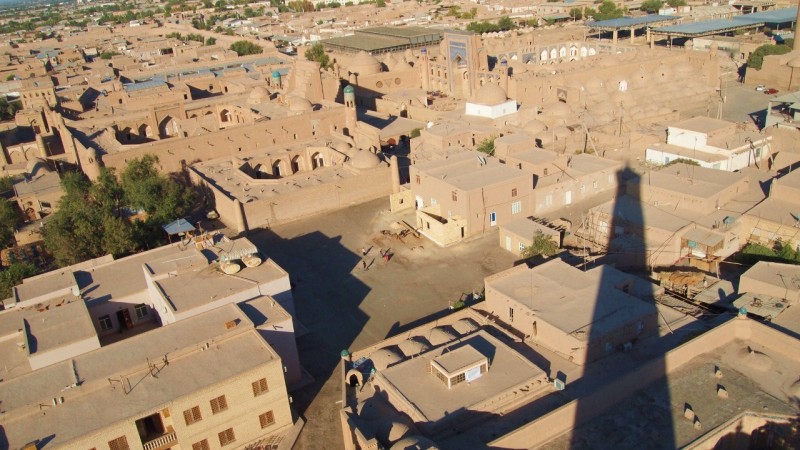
<box><xmin>247</xmin><ymin>197</ymin><xmax>516</xmax><ymax>450</ymax></box>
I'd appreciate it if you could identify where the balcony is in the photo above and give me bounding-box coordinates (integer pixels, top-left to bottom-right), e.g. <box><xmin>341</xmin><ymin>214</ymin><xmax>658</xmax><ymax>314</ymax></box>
<box><xmin>142</xmin><ymin>430</ymin><xmax>177</xmax><ymax>450</ymax></box>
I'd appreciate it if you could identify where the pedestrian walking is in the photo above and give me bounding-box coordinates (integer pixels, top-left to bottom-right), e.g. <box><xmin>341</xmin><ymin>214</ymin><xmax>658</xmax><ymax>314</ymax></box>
<box><xmin>362</xmin><ymin>260</ymin><xmax>368</xmax><ymax>270</ymax></box>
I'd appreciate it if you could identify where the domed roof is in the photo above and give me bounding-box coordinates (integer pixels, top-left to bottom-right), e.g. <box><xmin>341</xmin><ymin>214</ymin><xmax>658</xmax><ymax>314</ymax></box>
<box><xmin>370</xmin><ymin>347</ymin><xmax>403</xmax><ymax>370</ymax></box>
<box><xmin>349</xmin><ymin>51</ymin><xmax>383</xmax><ymax>76</ymax></box>
<box><xmin>343</xmin><ymin>85</ymin><xmax>355</xmax><ymax>94</ymax></box>
<box><xmin>471</xmin><ymin>83</ymin><xmax>508</xmax><ymax>105</ymax></box>
<box><xmin>272</xmin><ymin>70</ymin><xmax>281</xmax><ymax>78</ymax></box>
<box><xmin>288</xmin><ymin>95</ymin><xmax>313</xmax><ymax>112</ymax></box>
<box><xmin>349</xmin><ymin>150</ymin><xmax>381</xmax><ymax>169</ymax></box>
<box><xmin>397</xmin><ymin>338</ymin><xmax>430</xmax><ymax>357</ymax></box>
<box><xmin>376</xmin><ymin>419</ymin><xmax>412</xmax><ymax>445</ymax></box>
<box><xmin>451</xmin><ymin>318</ymin><xmax>478</xmax><ymax>335</ymax></box>
<box><xmin>250</xmin><ymin>86</ymin><xmax>270</xmax><ymax>101</ymax></box>
<box><xmin>544</xmin><ymin>102</ymin><xmax>572</xmax><ymax>116</ymax></box>
<box><xmin>523</xmin><ymin>119</ymin><xmax>547</xmax><ymax>134</ymax></box>
<box><xmin>553</xmin><ymin>125</ymin><xmax>571</xmax><ymax>138</ymax></box>
<box><xmin>428</xmin><ymin>327</ymin><xmax>456</xmax><ymax>346</ymax></box>
<box><xmin>333</xmin><ymin>140</ymin><xmax>354</xmax><ymax>156</ymax></box>
<box><xmin>390</xmin><ymin>435</ymin><xmax>439</xmax><ymax>450</ymax></box>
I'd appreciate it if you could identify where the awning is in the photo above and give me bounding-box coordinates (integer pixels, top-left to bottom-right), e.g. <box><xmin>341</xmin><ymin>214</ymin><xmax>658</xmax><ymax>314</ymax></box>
<box><xmin>162</xmin><ymin>218</ymin><xmax>195</xmax><ymax>236</ymax></box>
<box><xmin>683</xmin><ymin>228</ymin><xmax>724</xmax><ymax>248</ymax></box>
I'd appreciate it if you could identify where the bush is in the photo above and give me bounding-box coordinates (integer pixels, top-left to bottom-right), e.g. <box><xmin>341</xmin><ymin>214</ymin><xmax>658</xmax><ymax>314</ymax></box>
<box><xmin>747</xmin><ymin>43</ymin><xmax>792</xmax><ymax>69</ymax></box>
<box><xmin>230</xmin><ymin>40</ymin><xmax>262</xmax><ymax>56</ymax></box>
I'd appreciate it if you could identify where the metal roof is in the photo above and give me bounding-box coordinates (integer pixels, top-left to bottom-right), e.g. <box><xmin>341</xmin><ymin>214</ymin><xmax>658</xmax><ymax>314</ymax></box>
<box><xmin>587</xmin><ymin>15</ymin><xmax>680</xmax><ymax>29</ymax></box>
<box><xmin>162</xmin><ymin>218</ymin><xmax>195</xmax><ymax>235</ymax></box>
<box><xmin>123</xmin><ymin>79</ymin><xmax>167</xmax><ymax>92</ymax></box>
<box><xmin>653</xmin><ymin>18</ymin><xmax>762</xmax><ymax>36</ymax></box>
<box><xmin>732</xmin><ymin>6</ymin><xmax>798</xmax><ymax>24</ymax></box>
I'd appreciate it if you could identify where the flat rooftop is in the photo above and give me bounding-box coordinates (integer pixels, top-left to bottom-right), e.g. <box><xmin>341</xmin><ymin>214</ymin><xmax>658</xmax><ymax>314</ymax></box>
<box><xmin>741</xmin><ymin>261</ymin><xmax>800</xmax><ymax>295</ymax></box>
<box><xmin>632</xmin><ymin>163</ymin><xmax>745</xmax><ymax>198</ymax></box>
<box><xmin>670</xmin><ymin>116</ymin><xmax>734</xmax><ymax>135</ymax></box>
<box><xmin>156</xmin><ymin>257</ymin><xmax>286</xmax><ymax>313</ymax></box>
<box><xmin>0</xmin><ymin>303</ymin><xmax>278</xmax><ymax>448</ymax></box>
<box><xmin>487</xmin><ymin>260</ymin><xmax>658</xmax><ymax>339</ymax></box>
<box><xmin>24</xmin><ymin>298</ymin><xmax>97</xmax><ymax>356</ymax></box>
<box><xmin>501</xmin><ymin>217</ymin><xmax>560</xmax><ymax>239</ymax></box>
<box><xmin>379</xmin><ymin>331</ymin><xmax>547</xmax><ymax>424</ymax></box>
<box><xmin>413</xmin><ymin>151</ymin><xmax>530</xmax><ymax>192</ymax></box>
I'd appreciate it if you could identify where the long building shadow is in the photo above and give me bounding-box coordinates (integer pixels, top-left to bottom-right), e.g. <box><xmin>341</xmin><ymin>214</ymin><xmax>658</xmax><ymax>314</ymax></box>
<box><xmin>247</xmin><ymin>228</ymin><xmax>371</xmax><ymax>420</ymax></box>
<box><xmin>569</xmin><ymin>165</ymin><xmax>676</xmax><ymax>449</ymax></box>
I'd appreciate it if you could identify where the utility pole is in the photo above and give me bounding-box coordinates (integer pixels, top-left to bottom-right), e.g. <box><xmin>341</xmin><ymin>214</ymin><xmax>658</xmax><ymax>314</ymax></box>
<box><xmin>795</xmin><ymin>0</ymin><xmax>800</xmax><ymax>51</ymax></box>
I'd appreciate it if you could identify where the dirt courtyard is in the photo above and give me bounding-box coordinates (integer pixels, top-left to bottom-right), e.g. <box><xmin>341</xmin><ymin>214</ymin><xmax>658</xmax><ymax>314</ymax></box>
<box><xmin>247</xmin><ymin>198</ymin><xmax>517</xmax><ymax>450</ymax></box>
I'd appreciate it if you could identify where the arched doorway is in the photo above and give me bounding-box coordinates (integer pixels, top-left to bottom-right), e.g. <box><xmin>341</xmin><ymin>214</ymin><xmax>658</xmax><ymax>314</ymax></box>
<box><xmin>139</xmin><ymin>124</ymin><xmax>153</xmax><ymax>139</ymax></box>
<box><xmin>311</xmin><ymin>153</ymin><xmax>324</xmax><ymax>169</ymax></box>
<box><xmin>220</xmin><ymin>109</ymin><xmax>230</xmax><ymax>123</ymax></box>
<box><xmin>291</xmin><ymin>155</ymin><xmax>304</xmax><ymax>173</ymax></box>
<box><xmin>272</xmin><ymin>160</ymin><xmax>284</xmax><ymax>177</ymax></box>
<box><xmin>159</xmin><ymin>116</ymin><xmax>178</xmax><ymax>138</ymax></box>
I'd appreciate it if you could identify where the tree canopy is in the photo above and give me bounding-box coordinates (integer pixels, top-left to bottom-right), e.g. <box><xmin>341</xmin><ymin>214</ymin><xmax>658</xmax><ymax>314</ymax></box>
<box><xmin>640</xmin><ymin>0</ymin><xmax>663</xmax><ymax>13</ymax></box>
<box><xmin>521</xmin><ymin>231</ymin><xmax>559</xmax><ymax>259</ymax></box>
<box><xmin>477</xmin><ymin>137</ymin><xmax>495</xmax><ymax>156</ymax></box>
<box><xmin>0</xmin><ymin>263</ymin><xmax>36</xmax><ymax>299</ymax></box>
<box><xmin>230</xmin><ymin>40</ymin><xmax>263</xmax><ymax>56</ymax></box>
<box><xmin>747</xmin><ymin>41</ymin><xmax>794</xmax><ymax>69</ymax></box>
<box><xmin>43</xmin><ymin>156</ymin><xmax>196</xmax><ymax>267</ymax></box>
<box><xmin>304</xmin><ymin>43</ymin><xmax>331</xmax><ymax>69</ymax></box>
<box><xmin>466</xmin><ymin>16</ymin><xmax>516</xmax><ymax>34</ymax></box>
<box><xmin>590</xmin><ymin>1</ymin><xmax>625</xmax><ymax>20</ymax></box>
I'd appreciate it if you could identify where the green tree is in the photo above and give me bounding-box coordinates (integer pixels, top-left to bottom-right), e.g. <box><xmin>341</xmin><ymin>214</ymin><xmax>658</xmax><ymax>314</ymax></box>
<box><xmin>497</xmin><ymin>16</ymin><xmax>515</xmax><ymax>31</ymax></box>
<box><xmin>748</xmin><ymin>42</ymin><xmax>793</xmax><ymax>69</ymax></box>
<box><xmin>230</xmin><ymin>40</ymin><xmax>263</xmax><ymax>56</ymax></box>
<box><xmin>477</xmin><ymin>137</ymin><xmax>495</xmax><ymax>156</ymax></box>
<box><xmin>206</xmin><ymin>36</ymin><xmax>217</xmax><ymax>45</ymax></box>
<box><xmin>100</xmin><ymin>51</ymin><xmax>120</xmax><ymax>60</ymax></box>
<box><xmin>304</xmin><ymin>42</ymin><xmax>331</xmax><ymax>69</ymax></box>
<box><xmin>641</xmin><ymin>0</ymin><xmax>662</xmax><ymax>13</ymax></box>
<box><xmin>569</xmin><ymin>7</ymin><xmax>583</xmax><ymax>20</ymax></box>
<box><xmin>0</xmin><ymin>97</ymin><xmax>19</xmax><ymax>121</ymax></box>
<box><xmin>0</xmin><ymin>263</ymin><xmax>37</xmax><ymax>299</ymax></box>
<box><xmin>593</xmin><ymin>0</ymin><xmax>624</xmax><ymax>20</ymax></box>
<box><xmin>375</xmin><ymin>0</ymin><xmax>386</xmax><ymax>6</ymax></box>
<box><xmin>666</xmin><ymin>0</ymin><xmax>686</xmax><ymax>6</ymax></box>
<box><xmin>521</xmin><ymin>231</ymin><xmax>559</xmax><ymax>259</ymax></box>
<box><xmin>410</xmin><ymin>128</ymin><xmax>421</xmax><ymax>138</ymax></box>
<box><xmin>0</xmin><ymin>200</ymin><xmax>20</xmax><ymax>248</ymax></box>
<box><xmin>5</xmin><ymin>74</ymin><xmax>15</xmax><ymax>81</ymax></box>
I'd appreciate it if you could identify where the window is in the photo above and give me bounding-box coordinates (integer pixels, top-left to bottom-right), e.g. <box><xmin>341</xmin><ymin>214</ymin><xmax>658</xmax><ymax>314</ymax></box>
<box><xmin>430</xmin><ymin>198</ymin><xmax>437</xmax><ymax>206</ymax></box>
<box><xmin>108</xmin><ymin>437</ymin><xmax>130</xmax><ymax>450</ymax></box>
<box><xmin>192</xmin><ymin>440</ymin><xmax>210</xmax><ymax>450</ymax></box>
<box><xmin>252</xmin><ymin>378</ymin><xmax>269</xmax><ymax>396</ymax></box>
<box><xmin>608</xmin><ymin>174</ymin><xmax>614</xmax><ymax>184</ymax></box>
<box><xmin>259</xmin><ymin>410</ymin><xmax>275</xmax><ymax>428</ymax></box>
<box><xmin>543</xmin><ymin>168</ymin><xmax>548</xmax><ymax>176</ymax></box>
<box><xmin>593</xmin><ymin>180</ymin><xmax>598</xmax><ymax>189</ymax></box>
<box><xmin>183</xmin><ymin>406</ymin><xmax>202</xmax><ymax>425</ymax></box>
<box><xmin>511</xmin><ymin>188</ymin><xmax>517</xmax><ymax>197</ymax></box>
<box><xmin>99</xmin><ymin>315</ymin><xmax>112</xmax><ymax>331</ymax></box>
<box><xmin>519</xmin><ymin>242</ymin><xmax>526</xmax><ymax>252</ymax></box>
<box><xmin>508</xmin><ymin>307</ymin><xmax>514</xmax><ymax>322</ymax></box>
<box><xmin>210</xmin><ymin>395</ymin><xmax>228</xmax><ymax>414</ymax></box>
<box><xmin>598</xmin><ymin>220</ymin><xmax>609</xmax><ymax>234</ymax></box>
<box><xmin>490</xmin><ymin>211</ymin><xmax>497</xmax><ymax>226</ymax></box>
<box><xmin>451</xmin><ymin>191</ymin><xmax>457</xmax><ymax>202</ymax></box>
<box><xmin>134</xmin><ymin>304</ymin><xmax>148</xmax><ymax>319</ymax></box>
<box><xmin>218</xmin><ymin>428</ymin><xmax>236</xmax><ymax>446</ymax></box>
<box><xmin>511</xmin><ymin>201</ymin><xmax>521</xmax><ymax>215</ymax></box>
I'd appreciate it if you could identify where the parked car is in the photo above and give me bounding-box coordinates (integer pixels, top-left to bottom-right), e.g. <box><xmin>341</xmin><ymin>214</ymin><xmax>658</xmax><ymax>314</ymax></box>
<box><xmin>756</xmin><ymin>84</ymin><xmax>765</xmax><ymax>91</ymax></box>
<box><xmin>765</xmin><ymin>88</ymin><xmax>779</xmax><ymax>95</ymax></box>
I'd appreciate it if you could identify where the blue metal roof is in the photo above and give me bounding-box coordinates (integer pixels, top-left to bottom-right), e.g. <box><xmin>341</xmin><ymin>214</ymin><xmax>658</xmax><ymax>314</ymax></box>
<box><xmin>733</xmin><ymin>7</ymin><xmax>798</xmax><ymax>24</ymax></box>
<box><xmin>123</xmin><ymin>79</ymin><xmax>167</xmax><ymax>92</ymax></box>
<box><xmin>162</xmin><ymin>218</ymin><xmax>195</xmax><ymax>235</ymax></box>
<box><xmin>588</xmin><ymin>15</ymin><xmax>680</xmax><ymax>29</ymax></box>
<box><xmin>654</xmin><ymin>18</ymin><xmax>762</xmax><ymax>35</ymax></box>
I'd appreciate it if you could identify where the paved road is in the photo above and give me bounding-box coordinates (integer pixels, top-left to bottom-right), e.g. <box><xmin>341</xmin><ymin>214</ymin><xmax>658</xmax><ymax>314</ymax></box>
<box><xmin>247</xmin><ymin>198</ymin><xmax>516</xmax><ymax>449</ymax></box>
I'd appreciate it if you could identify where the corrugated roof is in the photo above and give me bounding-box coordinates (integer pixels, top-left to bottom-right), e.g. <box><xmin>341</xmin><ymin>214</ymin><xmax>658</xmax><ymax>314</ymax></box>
<box><xmin>733</xmin><ymin>7</ymin><xmax>797</xmax><ymax>24</ymax></box>
<box><xmin>654</xmin><ymin>18</ymin><xmax>761</xmax><ymax>36</ymax></box>
<box><xmin>588</xmin><ymin>14</ymin><xmax>679</xmax><ymax>29</ymax></box>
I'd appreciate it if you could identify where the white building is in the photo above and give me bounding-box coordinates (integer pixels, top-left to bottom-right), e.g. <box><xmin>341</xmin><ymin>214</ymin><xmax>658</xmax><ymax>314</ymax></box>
<box><xmin>465</xmin><ymin>83</ymin><xmax>517</xmax><ymax>119</ymax></box>
<box><xmin>645</xmin><ymin>117</ymin><xmax>771</xmax><ymax>171</ymax></box>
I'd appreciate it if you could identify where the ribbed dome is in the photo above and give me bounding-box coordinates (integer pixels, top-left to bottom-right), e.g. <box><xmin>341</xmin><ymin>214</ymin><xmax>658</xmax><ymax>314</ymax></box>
<box><xmin>349</xmin><ymin>150</ymin><xmax>380</xmax><ymax>169</ymax></box>
<box><xmin>471</xmin><ymin>83</ymin><xmax>508</xmax><ymax>105</ymax></box>
<box><xmin>349</xmin><ymin>51</ymin><xmax>382</xmax><ymax>75</ymax></box>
